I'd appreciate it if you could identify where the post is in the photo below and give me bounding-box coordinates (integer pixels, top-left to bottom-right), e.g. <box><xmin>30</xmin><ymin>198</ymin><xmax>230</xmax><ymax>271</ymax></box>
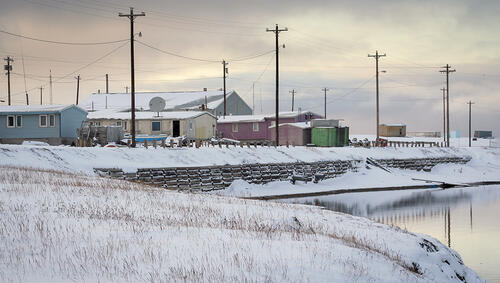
<box><xmin>266</xmin><ymin>24</ymin><xmax>288</xmax><ymax>146</ymax></box>
<box><xmin>75</xmin><ymin>75</ymin><xmax>80</xmax><ymax>105</ymax></box>
<box><xmin>467</xmin><ymin>101</ymin><xmax>475</xmax><ymax>147</ymax></box>
<box><xmin>368</xmin><ymin>51</ymin><xmax>386</xmax><ymax>140</ymax></box>
<box><xmin>119</xmin><ymin>7</ymin><xmax>145</xmax><ymax>148</ymax></box>
<box><xmin>252</xmin><ymin>82</ymin><xmax>255</xmax><ymax>114</ymax></box>
<box><xmin>25</xmin><ymin>92</ymin><xmax>29</xmax><ymax>105</ymax></box>
<box><xmin>440</xmin><ymin>64</ymin><xmax>456</xmax><ymax>147</ymax></box>
<box><xmin>49</xmin><ymin>70</ymin><xmax>53</xmax><ymax>105</ymax></box>
<box><xmin>222</xmin><ymin>60</ymin><xmax>228</xmax><ymax>117</ymax></box>
<box><xmin>322</xmin><ymin>88</ymin><xmax>329</xmax><ymax>119</ymax></box>
<box><xmin>441</xmin><ymin>87</ymin><xmax>446</xmax><ymax>142</ymax></box>
<box><xmin>289</xmin><ymin>89</ymin><xmax>295</xmax><ymax>111</ymax></box>
<box><xmin>105</xmin><ymin>73</ymin><xmax>109</xmax><ymax>94</ymax></box>
<box><xmin>40</xmin><ymin>87</ymin><xmax>43</xmax><ymax>105</ymax></box>
<box><xmin>4</xmin><ymin>57</ymin><xmax>13</xmax><ymax>106</ymax></box>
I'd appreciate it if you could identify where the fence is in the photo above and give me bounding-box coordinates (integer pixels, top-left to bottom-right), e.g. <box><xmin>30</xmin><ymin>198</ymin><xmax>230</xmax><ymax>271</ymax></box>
<box><xmin>94</xmin><ymin>156</ymin><xmax>471</xmax><ymax>191</ymax></box>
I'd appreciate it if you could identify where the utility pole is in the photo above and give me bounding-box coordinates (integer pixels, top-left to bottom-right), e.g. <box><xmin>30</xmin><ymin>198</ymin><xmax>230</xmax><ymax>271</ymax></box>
<box><xmin>322</xmin><ymin>88</ymin><xmax>329</xmax><ymax>119</ymax></box>
<box><xmin>440</xmin><ymin>64</ymin><xmax>456</xmax><ymax>147</ymax></box>
<box><xmin>252</xmin><ymin>82</ymin><xmax>255</xmax><ymax>114</ymax></box>
<box><xmin>106</xmin><ymin>73</ymin><xmax>109</xmax><ymax>93</ymax></box>
<box><xmin>222</xmin><ymin>60</ymin><xmax>228</xmax><ymax>117</ymax></box>
<box><xmin>467</xmin><ymin>101</ymin><xmax>475</xmax><ymax>147</ymax></box>
<box><xmin>75</xmin><ymin>75</ymin><xmax>80</xmax><ymax>105</ymax></box>
<box><xmin>49</xmin><ymin>70</ymin><xmax>53</xmax><ymax>105</ymax></box>
<box><xmin>289</xmin><ymin>89</ymin><xmax>295</xmax><ymax>112</ymax></box>
<box><xmin>119</xmin><ymin>7</ymin><xmax>145</xmax><ymax>148</ymax></box>
<box><xmin>4</xmin><ymin>57</ymin><xmax>13</xmax><ymax>106</ymax></box>
<box><xmin>441</xmin><ymin>87</ymin><xmax>446</xmax><ymax>142</ymax></box>
<box><xmin>125</xmin><ymin>86</ymin><xmax>129</xmax><ymax>93</ymax></box>
<box><xmin>368</xmin><ymin>50</ymin><xmax>386</xmax><ymax>140</ymax></box>
<box><xmin>266</xmin><ymin>24</ymin><xmax>288</xmax><ymax>145</ymax></box>
<box><xmin>40</xmin><ymin>86</ymin><xmax>43</xmax><ymax>105</ymax></box>
<box><xmin>25</xmin><ymin>92</ymin><xmax>29</xmax><ymax>105</ymax></box>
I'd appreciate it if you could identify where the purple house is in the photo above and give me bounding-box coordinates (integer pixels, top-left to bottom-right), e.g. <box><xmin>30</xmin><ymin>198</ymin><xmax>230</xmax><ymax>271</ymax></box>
<box><xmin>217</xmin><ymin>111</ymin><xmax>321</xmax><ymax>142</ymax></box>
<box><xmin>269</xmin><ymin>122</ymin><xmax>312</xmax><ymax>146</ymax></box>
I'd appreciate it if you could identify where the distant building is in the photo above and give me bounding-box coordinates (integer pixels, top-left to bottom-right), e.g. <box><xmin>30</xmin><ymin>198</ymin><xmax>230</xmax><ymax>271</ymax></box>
<box><xmin>379</xmin><ymin>124</ymin><xmax>406</xmax><ymax>137</ymax></box>
<box><xmin>217</xmin><ymin>111</ymin><xmax>321</xmax><ymax>142</ymax></box>
<box><xmin>79</xmin><ymin>90</ymin><xmax>252</xmax><ymax>116</ymax></box>
<box><xmin>269</xmin><ymin>122</ymin><xmax>312</xmax><ymax>146</ymax></box>
<box><xmin>86</xmin><ymin>110</ymin><xmax>216</xmax><ymax>140</ymax></box>
<box><xmin>474</xmin><ymin>130</ymin><xmax>493</xmax><ymax>139</ymax></box>
<box><xmin>0</xmin><ymin>104</ymin><xmax>87</xmax><ymax>145</ymax></box>
<box><xmin>407</xmin><ymin>131</ymin><xmax>441</xmax><ymax>138</ymax></box>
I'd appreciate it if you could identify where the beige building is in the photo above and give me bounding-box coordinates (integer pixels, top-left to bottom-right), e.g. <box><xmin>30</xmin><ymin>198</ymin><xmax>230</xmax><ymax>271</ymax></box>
<box><xmin>379</xmin><ymin>124</ymin><xmax>406</xmax><ymax>137</ymax></box>
<box><xmin>86</xmin><ymin>110</ymin><xmax>217</xmax><ymax>139</ymax></box>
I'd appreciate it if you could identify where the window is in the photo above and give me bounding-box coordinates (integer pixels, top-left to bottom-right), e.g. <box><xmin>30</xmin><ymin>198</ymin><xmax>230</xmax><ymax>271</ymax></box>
<box><xmin>89</xmin><ymin>122</ymin><xmax>94</xmax><ymax>126</ymax></box>
<box><xmin>151</xmin><ymin>121</ymin><xmax>161</xmax><ymax>132</ymax></box>
<box><xmin>49</xmin><ymin>114</ymin><xmax>55</xmax><ymax>127</ymax></box>
<box><xmin>6</xmin><ymin>115</ymin><xmax>15</xmax><ymax>128</ymax></box>
<box><xmin>95</xmin><ymin>121</ymin><xmax>101</xmax><ymax>126</ymax></box>
<box><xmin>39</xmin><ymin>115</ymin><xmax>48</xmax><ymax>127</ymax></box>
<box><xmin>252</xmin><ymin>122</ymin><xmax>259</xmax><ymax>132</ymax></box>
<box><xmin>116</xmin><ymin>121</ymin><xmax>122</xmax><ymax>127</ymax></box>
<box><xmin>232</xmin><ymin>123</ymin><xmax>238</xmax><ymax>133</ymax></box>
<box><xmin>16</xmin><ymin>115</ymin><xmax>22</xmax><ymax>128</ymax></box>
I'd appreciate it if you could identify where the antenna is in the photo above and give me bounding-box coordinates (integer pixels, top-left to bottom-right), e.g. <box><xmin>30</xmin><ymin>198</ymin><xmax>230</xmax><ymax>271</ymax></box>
<box><xmin>149</xmin><ymin>97</ymin><xmax>166</xmax><ymax>117</ymax></box>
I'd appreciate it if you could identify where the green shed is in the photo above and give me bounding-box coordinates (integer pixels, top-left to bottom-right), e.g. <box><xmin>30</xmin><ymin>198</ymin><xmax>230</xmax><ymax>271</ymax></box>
<box><xmin>311</xmin><ymin>127</ymin><xmax>349</xmax><ymax>147</ymax></box>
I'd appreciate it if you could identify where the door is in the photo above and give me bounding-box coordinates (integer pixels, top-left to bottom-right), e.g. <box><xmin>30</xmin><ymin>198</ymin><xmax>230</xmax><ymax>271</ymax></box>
<box><xmin>173</xmin><ymin>120</ymin><xmax>180</xmax><ymax>137</ymax></box>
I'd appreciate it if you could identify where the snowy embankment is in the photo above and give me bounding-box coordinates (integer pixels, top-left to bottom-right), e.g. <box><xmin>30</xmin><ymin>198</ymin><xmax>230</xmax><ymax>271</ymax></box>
<box><xmin>0</xmin><ymin>143</ymin><xmax>486</xmax><ymax>174</ymax></box>
<box><xmin>0</xmin><ymin>166</ymin><xmax>483</xmax><ymax>282</ymax></box>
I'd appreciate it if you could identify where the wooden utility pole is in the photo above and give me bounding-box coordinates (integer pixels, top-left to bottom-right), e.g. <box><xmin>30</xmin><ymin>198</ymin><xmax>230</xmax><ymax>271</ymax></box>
<box><xmin>4</xmin><ymin>57</ymin><xmax>13</xmax><ymax>105</ymax></box>
<box><xmin>49</xmin><ymin>70</ymin><xmax>53</xmax><ymax>105</ymax></box>
<box><xmin>467</xmin><ymin>101</ymin><xmax>475</xmax><ymax>147</ymax></box>
<box><xmin>40</xmin><ymin>86</ymin><xmax>43</xmax><ymax>105</ymax></box>
<box><xmin>25</xmin><ymin>92</ymin><xmax>29</xmax><ymax>105</ymax></box>
<box><xmin>222</xmin><ymin>60</ymin><xmax>228</xmax><ymax>117</ymax></box>
<box><xmin>252</xmin><ymin>82</ymin><xmax>255</xmax><ymax>114</ymax></box>
<box><xmin>368</xmin><ymin>51</ymin><xmax>386</xmax><ymax>140</ymax></box>
<box><xmin>440</xmin><ymin>64</ymin><xmax>456</xmax><ymax>147</ymax></box>
<box><xmin>322</xmin><ymin>88</ymin><xmax>329</xmax><ymax>119</ymax></box>
<box><xmin>266</xmin><ymin>24</ymin><xmax>288</xmax><ymax>145</ymax></box>
<box><xmin>106</xmin><ymin>73</ymin><xmax>109</xmax><ymax>93</ymax></box>
<box><xmin>75</xmin><ymin>75</ymin><xmax>80</xmax><ymax>105</ymax></box>
<box><xmin>289</xmin><ymin>89</ymin><xmax>295</xmax><ymax>111</ymax></box>
<box><xmin>441</xmin><ymin>87</ymin><xmax>446</xmax><ymax>142</ymax></box>
<box><xmin>119</xmin><ymin>7</ymin><xmax>145</xmax><ymax>148</ymax></box>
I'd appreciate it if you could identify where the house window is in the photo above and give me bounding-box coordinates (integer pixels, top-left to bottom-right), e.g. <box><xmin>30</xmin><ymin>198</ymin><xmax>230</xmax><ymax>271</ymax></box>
<box><xmin>39</xmin><ymin>115</ymin><xmax>48</xmax><ymax>127</ymax></box>
<box><xmin>116</xmin><ymin>121</ymin><xmax>122</xmax><ymax>127</ymax></box>
<box><xmin>49</xmin><ymin>114</ymin><xmax>55</xmax><ymax>127</ymax></box>
<box><xmin>6</xmin><ymin>115</ymin><xmax>15</xmax><ymax>128</ymax></box>
<box><xmin>232</xmin><ymin>123</ymin><xmax>238</xmax><ymax>133</ymax></box>
<box><xmin>16</xmin><ymin>115</ymin><xmax>23</xmax><ymax>128</ymax></box>
<box><xmin>89</xmin><ymin>122</ymin><xmax>94</xmax><ymax>126</ymax></box>
<box><xmin>95</xmin><ymin>121</ymin><xmax>101</xmax><ymax>126</ymax></box>
<box><xmin>252</xmin><ymin>122</ymin><xmax>259</xmax><ymax>132</ymax></box>
<box><xmin>151</xmin><ymin>121</ymin><xmax>161</xmax><ymax>132</ymax></box>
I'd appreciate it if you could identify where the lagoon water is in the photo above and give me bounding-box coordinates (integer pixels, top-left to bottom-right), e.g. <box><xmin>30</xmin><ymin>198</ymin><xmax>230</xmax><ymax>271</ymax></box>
<box><xmin>287</xmin><ymin>186</ymin><xmax>500</xmax><ymax>282</ymax></box>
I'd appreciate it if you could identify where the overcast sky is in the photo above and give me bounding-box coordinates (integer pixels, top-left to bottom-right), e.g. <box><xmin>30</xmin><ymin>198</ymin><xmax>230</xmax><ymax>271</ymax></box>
<box><xmin>0</xmin><ymin>0</ymin><xmax>499</xmax><ymax>135</ymax></box>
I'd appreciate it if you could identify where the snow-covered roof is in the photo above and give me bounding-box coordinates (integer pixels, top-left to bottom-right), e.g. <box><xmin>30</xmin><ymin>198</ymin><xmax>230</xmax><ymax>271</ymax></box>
<box><xmin>217</xmin><ymin>111</ymin><xmax>318</xmax><ymax>123</ymax></box>
<box><xmin>79</xmin><ymin>90</ymin><xmax>234</xmax><ymax>112</ymax></box>
<box><xmin>0</xmin><ymin>104</ymin><xmax>85</xmax><ymax>114</ymax></box>
<box><xmin>279</xmin><ymin>122</ymin><xmax>311</xmax><ymax>129</ymax></box>
<box><xmin>87</xmin><ymin>109</ymin><xmax>215</xmax><ymax>120</ymax></box>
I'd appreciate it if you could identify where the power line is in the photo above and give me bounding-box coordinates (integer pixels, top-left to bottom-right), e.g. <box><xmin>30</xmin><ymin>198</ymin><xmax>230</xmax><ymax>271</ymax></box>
<box><xmin>0</xmin><ymin>29</ymin><xmax>129</xmax><ymax>46</ymax></box>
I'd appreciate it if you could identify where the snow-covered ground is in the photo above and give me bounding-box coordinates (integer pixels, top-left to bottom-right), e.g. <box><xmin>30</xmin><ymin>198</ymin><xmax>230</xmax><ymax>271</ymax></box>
<box><xmin>0</xmin><ymin>166</ymin><xmax>484</xmax><ymax>282</ymax></box>
<box><xmin>0</xmin><ymin>143</ymin><xmax>491</xmax><ymax>174</ymax></box>
<box><xmin>352</xmin><ymin>135</ymin><xmax>497</xmax><ymax>148</ymax></box>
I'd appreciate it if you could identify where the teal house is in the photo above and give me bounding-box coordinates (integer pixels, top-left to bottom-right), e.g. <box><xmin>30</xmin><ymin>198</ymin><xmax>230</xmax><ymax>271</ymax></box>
<box><xmin>0</xmin><ymin>104</ymin><xmax>88</xmax><ymax>145</ymax></box>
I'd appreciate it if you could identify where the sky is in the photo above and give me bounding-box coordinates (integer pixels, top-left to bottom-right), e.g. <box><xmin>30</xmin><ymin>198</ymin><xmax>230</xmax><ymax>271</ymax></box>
<box><xmin>0</xmin><ymin>0</ymin><xmax>499</xmax><ymax>135</ymax></box>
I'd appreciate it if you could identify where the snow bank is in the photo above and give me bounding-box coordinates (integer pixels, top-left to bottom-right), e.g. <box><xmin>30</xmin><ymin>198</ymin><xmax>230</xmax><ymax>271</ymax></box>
<box><xmin>0</xmin><ymin>166</ymin><xmax>483</xmax><ymax>282</ymax></box>
<box><xmin>0</xmin><ymin>144</ymin><xmax>482</xmax><ymax>174</ymax></box>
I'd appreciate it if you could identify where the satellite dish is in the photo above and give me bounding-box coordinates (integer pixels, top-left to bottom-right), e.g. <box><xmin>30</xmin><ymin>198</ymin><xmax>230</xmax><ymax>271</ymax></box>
<box><xmin>149</xmin><ymin>97</ymin><xmax>166</xmax><ymax>112</ymax></box>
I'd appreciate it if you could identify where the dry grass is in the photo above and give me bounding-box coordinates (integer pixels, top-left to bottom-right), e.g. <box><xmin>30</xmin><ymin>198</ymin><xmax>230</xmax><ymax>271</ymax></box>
<box><xmin>0</xmin><ymin>166</ymin><xmax>474</xmax><ymax>282</ymax></box>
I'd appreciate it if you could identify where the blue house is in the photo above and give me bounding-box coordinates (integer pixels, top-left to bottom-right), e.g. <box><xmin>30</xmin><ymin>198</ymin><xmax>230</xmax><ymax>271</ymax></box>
<box><xmin>0</xmin><ymin>104</ymin><xmax>88</xmax><ymax>145</ymax></box>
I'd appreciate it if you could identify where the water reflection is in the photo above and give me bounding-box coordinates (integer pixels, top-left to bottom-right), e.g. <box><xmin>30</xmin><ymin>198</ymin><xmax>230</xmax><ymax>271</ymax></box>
<box><xmin>285</xmin><ymin>186</ymin><xmax>500</xmax><ymax>282</ymax></box>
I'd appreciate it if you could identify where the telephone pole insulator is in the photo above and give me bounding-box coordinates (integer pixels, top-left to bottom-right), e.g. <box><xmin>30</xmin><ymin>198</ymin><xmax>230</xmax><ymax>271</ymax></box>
<box><xmin>266</xmin><ymin>24</ymin><xmax>288</xmax><ymax>146</ymax></box>
<box><xmin>119</xmin><ymin>7</ymin><xmax>145</xmax><ymax>148</ymax></box>
<box><xmin>368</xmin><ymin>50</ymin><xmax>386</xmax><ymax>141</ymax></box>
